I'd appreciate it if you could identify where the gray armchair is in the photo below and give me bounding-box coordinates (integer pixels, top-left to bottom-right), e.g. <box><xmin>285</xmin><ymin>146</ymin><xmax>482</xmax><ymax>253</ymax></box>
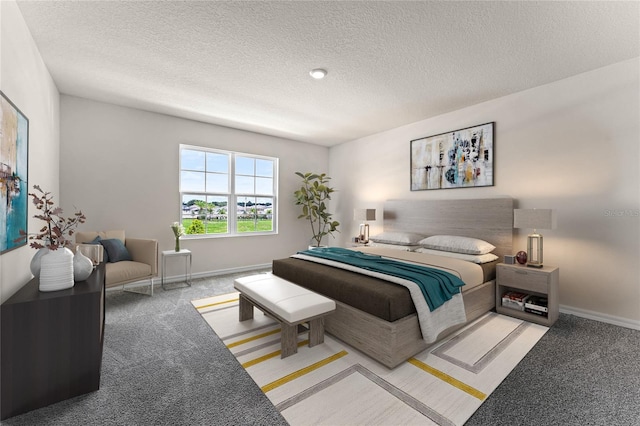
<box><xmin>75</xmin><ymin>230</ymin><xmax>158</xmax><ymax>295</ymax></box>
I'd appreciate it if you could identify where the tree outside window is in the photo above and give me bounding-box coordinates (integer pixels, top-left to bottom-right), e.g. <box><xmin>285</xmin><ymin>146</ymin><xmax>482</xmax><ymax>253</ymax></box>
<box><xmin>179</xmin><ymin>145</ymin><xmax>277</xmax><ymax>237</ymax></box>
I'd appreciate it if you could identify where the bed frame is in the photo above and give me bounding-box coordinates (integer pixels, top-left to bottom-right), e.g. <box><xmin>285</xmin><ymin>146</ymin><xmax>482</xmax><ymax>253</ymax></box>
<box><xmin>324</xmin><ymin>197</ymin><xmax>514</xmax><ymax>368</ymax></box>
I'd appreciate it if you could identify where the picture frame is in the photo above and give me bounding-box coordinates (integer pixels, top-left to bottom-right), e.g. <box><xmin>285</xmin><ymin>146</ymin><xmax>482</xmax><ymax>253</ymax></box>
<box><xmin>1</xmin><ymin>91</ymin><xmax>29</xmax><ymax>254</ymax></box>
<box><xmin>410</xmin><ymin>122</ymin><xmax>494</xmax><ymax>191</ymax></box>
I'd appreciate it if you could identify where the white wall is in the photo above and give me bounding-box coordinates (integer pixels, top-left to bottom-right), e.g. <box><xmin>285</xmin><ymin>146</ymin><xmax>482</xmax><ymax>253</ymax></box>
<box><xmin>59</xmin><ymin>96</ymin><xmax>329</xmax><ymax>279</ymax></box>
<box><xmin>0</xmin><ymin>0</ymin><xmax>60</xmax><ymax>303</ymax></box>
<box><xmin>329</xmin><ymin>59</ymin><xmax>640</xmax><ymax>327</ymax></box>
<box><xmin>4</xmin><ymin>0</ymin><xmax>637</xmax><ymax>326</ymax></box>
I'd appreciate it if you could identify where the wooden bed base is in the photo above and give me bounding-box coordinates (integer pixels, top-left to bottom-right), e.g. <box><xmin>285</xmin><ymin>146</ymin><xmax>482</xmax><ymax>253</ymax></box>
<box><xmin>299</xmin><ymin>197</ymin><xmax>512</xmax><ymax>369</ymax></box>
<box><xmin>324</xmin><ymin>280</ymin><xmax>496</xmax><ymax>369</ymax></box>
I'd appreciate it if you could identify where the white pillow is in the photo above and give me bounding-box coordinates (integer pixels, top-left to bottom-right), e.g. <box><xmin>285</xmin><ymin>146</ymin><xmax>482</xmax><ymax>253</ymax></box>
<box><xmin>418</xmin><ymin>235</ymin><xmax>496</xmax><ymax>255</ymax></box>
<box><xmin>369</xmin><ymin>231</ymin><xmax>426</xmax><ymax>246</ymax></box>
<box><xmin>415</xmin><ymin>247</ymin><xmax>499</xmax><ymax>264</ymax></box>
<box><xmin>369</xmin><ymin>242</ymin><xmax>420</xmax><ymax>251</ymax></box>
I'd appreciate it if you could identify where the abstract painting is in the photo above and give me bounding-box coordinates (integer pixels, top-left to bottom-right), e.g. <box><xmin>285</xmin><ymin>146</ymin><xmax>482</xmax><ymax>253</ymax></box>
<box><xmin>410</xmin><ymin>122</ymin><xmax>494</xmax><ymax>191</ymax></box>
<box><xmin>1</xmin><ymin>91</ymin><xmax>29</xmax><ymax>254</ymax></box>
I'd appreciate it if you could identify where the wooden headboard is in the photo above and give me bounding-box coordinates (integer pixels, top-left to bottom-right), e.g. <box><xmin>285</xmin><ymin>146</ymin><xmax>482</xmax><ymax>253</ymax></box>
<box><xmin>383</xmin><ymin>197</ymin><xmax>513</xmax><ymax>260</ymax></box>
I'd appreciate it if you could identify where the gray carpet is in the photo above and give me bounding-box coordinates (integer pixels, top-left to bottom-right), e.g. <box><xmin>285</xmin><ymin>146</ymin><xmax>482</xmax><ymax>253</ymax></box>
<box><xmin>3</xmin><ymin>270</ymin><xmax>639</xmax><ymax>425</ymax></box>
<box><xmin>2</xmin><ymin>269</ymin><xmax>287</xmax><ymax>426</ymax></box>
<box><xmin>467</xmin><ymin>313</ymin><xmax>640</xmax><ymax>426</ymax></box>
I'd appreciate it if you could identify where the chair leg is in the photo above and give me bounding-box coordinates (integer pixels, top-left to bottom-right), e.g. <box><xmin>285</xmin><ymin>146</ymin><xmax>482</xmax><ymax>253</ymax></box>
<box><xmin>123</xmin><ymin>278</ymin><xmax>154</xmax><ymax>296</ymax></box>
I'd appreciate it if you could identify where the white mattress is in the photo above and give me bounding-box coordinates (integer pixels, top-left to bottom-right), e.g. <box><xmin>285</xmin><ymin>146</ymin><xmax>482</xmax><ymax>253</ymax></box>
<box><xmin>350</xmin><ymin>246</ymin><xmax>485</xmax><ymax>290</ymax></box>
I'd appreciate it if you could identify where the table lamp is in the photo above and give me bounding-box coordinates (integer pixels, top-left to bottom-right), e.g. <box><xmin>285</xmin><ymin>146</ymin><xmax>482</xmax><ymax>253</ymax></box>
<box><xmin>354</xmin><ymin>208</ymin><xmax>376</xmax><ymax>244</ymax></box>
<box><xmin>513</xmin><ymin>208</ymin><xmax>556</xmax><ymax>268</ymax></box>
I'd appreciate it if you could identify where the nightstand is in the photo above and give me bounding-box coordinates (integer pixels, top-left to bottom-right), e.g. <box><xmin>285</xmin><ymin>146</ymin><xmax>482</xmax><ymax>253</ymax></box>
<box><xmin>496</xmin><ymin>263</ymin><xmax>559</xmax><ymax>326</ymax></box>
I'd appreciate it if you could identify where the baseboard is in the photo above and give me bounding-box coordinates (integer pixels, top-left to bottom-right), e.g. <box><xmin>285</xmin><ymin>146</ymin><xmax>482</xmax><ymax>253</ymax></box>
<box><xmin>560</xmin><ymin>305</ymin><xmax>640</xmax><ymax>331</ymax></box>
<box><xmin>163</xmin><ymin>263</ymin><xmax>272</xmax><ymax>284</ymax></box>
<box><xmin>106</xmin><ymin>263</ymin><xmax>272</xmax><ymax>290</ymax></box>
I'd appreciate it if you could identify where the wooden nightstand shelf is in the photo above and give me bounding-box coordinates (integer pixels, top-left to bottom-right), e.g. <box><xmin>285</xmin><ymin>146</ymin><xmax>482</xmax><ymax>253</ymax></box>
<box><xmin>496</xmin><ymin>263</ymin><xmax>559</xmax><ymax>326</ymax></box>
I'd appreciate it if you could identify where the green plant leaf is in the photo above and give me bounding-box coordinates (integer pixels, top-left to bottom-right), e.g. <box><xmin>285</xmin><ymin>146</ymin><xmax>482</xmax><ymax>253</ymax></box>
<box><xmin>294</xmin><ymin>171</ymin><xmax>340</xmax><ymax>246</ymax></box>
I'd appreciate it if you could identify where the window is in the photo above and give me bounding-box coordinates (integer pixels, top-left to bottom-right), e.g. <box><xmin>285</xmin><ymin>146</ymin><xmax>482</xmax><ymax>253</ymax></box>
<box><xmin>179</xmin><ymin>145</ymin><xmax>277</xmax><ymax>237</ymax></box>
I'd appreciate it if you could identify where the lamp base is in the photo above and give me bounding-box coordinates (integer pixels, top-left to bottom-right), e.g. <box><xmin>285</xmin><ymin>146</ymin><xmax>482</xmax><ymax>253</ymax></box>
<box><xmin>527</xmin><ymin>233</ymin><xmax>544</xmax><ymax>268</ymax></box>
<box><xmin>358</xmin><ymin>223</ymin><xmax>370</xmax><ymax>244</ymax></box>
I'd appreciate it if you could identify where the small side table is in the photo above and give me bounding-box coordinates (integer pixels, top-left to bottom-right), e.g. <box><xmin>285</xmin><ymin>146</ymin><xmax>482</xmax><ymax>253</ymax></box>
<box><xmin>161</xmin><ymin>249</ymin><xmax>192</xmax><ymax>290</ymax></box>
<box><xmin>496</xmin><ymin>263</ymin><xmax>559</xmax><ymax>326</ymax></box>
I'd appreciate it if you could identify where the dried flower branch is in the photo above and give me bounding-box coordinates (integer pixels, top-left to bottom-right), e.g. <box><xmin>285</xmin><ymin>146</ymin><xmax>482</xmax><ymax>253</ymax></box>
<box><xmin>14</xmin><ymin>185</ymin><xmax>86</xmax><ymax>250</ymax></box>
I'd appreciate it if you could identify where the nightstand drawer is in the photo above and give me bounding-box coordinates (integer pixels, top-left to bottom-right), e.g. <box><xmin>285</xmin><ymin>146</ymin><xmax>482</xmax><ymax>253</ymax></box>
<box><xmin>497</xmin><ymin>266</ymin><xmax>548</xmax><ymax>293</ymax></box>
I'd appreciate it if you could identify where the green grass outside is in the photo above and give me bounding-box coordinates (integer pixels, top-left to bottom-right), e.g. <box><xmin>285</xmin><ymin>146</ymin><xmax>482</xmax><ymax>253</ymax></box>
<box><xmin>182</xmin><ymin>218</ymin><xmax>272</xmax><ymax>234</ymax></box>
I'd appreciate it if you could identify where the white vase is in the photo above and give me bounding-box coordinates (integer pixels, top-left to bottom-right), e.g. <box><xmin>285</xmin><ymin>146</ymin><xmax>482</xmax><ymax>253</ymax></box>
<box><xmin>39</xmin><ymin>247</ymin><xmax>74</xmax><ymax>292</ymax></box>
<box><xmin>30</xmin><ymin>247</ymin><xmax>49</xmax><ymax>278</ymax></box>
<box><xmin>73</xmin><ymin>246</ymin><xmax>94</xmax><ymax>281</ymax></box>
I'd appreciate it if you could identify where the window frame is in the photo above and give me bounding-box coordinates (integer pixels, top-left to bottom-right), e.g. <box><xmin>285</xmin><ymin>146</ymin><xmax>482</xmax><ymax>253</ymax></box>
<box><xmin>179</xmin><ymin>144</ymin><xmax>278</xmax><ymax>238</ymax></box>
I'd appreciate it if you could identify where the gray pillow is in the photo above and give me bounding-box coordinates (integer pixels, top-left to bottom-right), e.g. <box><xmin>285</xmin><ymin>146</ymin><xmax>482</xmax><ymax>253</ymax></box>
<box><xmin>100</xmin><ymin>238</ymin><xmax>132</xmax><ymax>263</ymax></box>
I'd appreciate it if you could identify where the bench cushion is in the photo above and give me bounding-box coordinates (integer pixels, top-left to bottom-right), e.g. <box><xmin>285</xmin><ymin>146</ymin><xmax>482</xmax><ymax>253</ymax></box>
<box><xmin>234</xmin><ymin>273</ymin><xmax>335</xmax><ymax>323</ymax></box>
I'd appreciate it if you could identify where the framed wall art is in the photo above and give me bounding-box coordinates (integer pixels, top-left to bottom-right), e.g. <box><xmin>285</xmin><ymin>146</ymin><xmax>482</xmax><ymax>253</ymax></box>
<box><xmin>1</xmin><ymin>91</ymin><xmax>29</xmax><ymax>254</ymax></box>
<box><xmin>410</xmin><ymin>122</ymin><xmax>494</xmax><ymax>191</ymax></box>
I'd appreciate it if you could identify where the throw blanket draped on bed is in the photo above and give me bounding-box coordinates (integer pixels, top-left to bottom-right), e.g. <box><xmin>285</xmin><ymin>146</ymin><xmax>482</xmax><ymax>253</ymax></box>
<box><xmin>298</xmin><ymin>247</ymin><xmax>464</xmax><ymax>311</ymax></box>
<box><xmin>294</xmin><ymin>247</ymin><xmax>468</xmax><ymax>343</ymax></box>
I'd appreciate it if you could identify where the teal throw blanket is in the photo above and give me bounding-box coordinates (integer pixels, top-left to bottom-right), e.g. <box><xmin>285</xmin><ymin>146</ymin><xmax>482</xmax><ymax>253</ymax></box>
<box><xmin>298</xmin><ymin>247</ymin><xmax>465</xmax><ymax>311</ymax></box>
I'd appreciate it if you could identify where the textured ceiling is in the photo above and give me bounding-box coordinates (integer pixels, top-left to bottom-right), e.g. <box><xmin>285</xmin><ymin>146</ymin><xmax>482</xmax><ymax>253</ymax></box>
<box><xmin>16</xmin><ymin>1</ymin><xmax>640</xmax><ymax>146</ymax></box>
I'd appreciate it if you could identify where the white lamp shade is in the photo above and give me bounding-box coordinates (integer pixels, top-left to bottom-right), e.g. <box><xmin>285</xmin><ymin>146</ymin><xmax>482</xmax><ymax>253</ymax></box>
<box><xmin>354</xmin><ymin>209</ymin><xmax>376</xmax><ymax>221</ymax></box>
<box><xmin>513</xmin><ymin>209</ymin><xmax>556</xmax><ymax>230</ymax></box>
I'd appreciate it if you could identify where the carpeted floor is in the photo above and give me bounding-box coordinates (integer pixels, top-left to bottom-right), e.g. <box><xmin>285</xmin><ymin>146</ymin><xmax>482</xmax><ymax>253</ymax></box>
<box><xmin>3</xmin><ymin>270</ymin><xmax>639</xmax><ymax>425</ymax></box>
<box><xmin>2</xmin><ymin>269</ymin><xmax>287</xmax><ymax>426</ymax></box>
<box><xmin>466</xmin><ymin>313</ymin><xmax>640</xmax><ymax>426</ymax></box>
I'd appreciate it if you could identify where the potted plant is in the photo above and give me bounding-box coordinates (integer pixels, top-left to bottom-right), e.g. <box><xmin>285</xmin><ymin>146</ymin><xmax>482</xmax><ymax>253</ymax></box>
<box><xmin>16</xmin><ymin>185</ymin><xmax>88</xmax><ymax>290</ymax></box>
<box><xmin>294</xmin><ymin>172</ymin><xmax>340</xmax><ymax>247</ymax></box>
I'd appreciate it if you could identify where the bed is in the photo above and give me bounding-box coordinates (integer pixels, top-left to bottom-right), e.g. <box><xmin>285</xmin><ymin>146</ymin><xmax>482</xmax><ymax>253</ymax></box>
<box><xmin>272</xmin><ymin>197</ymin><xmax>513</xmax><ymax>368</ymax></box>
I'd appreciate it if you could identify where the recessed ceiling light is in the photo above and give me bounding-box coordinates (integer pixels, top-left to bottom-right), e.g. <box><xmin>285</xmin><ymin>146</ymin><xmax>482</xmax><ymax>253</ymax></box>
<box><xmin>309</xmin><ymin>68</ymin><xmax>327</xmax><ymax>79</ymax></box>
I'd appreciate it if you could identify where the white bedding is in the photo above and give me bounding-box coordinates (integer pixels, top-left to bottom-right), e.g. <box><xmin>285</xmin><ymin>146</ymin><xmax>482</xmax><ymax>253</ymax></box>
<box><xmin>292</xmin><ymin>247</ymin><xmax>478</xmax><ymax>343</ymax></box>
<box><xmin>352</xmin><ymin>246</ymin><xmax>485</xmax><ymax>289</ymax></box>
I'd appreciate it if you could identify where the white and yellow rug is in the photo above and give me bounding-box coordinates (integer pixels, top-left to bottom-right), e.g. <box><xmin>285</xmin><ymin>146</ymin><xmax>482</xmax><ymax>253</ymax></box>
<box><xmin>192</xmin><ymin>293</ymin><xmax>548</xmax><ymax>426</ymax></box>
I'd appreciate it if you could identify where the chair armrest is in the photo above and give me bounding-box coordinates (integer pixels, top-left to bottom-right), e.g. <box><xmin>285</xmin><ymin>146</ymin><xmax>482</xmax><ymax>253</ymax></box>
<box><xmin>125</xmin><ymin>238</ymin><xmax>158</xmax><ymax>276</ymax></box>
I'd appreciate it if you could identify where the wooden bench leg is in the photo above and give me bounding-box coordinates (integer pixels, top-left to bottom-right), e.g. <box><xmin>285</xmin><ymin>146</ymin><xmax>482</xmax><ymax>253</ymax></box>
<box><xmin>238</xmin><ymin>294</ymin><xmax>254</xmax><ymax>321</ymax></box>
<box><xmin>281</xmin><ymin>324</ymin><xmax>298</xmax><ymax>358</ymax></box>
<box><xmin>308</xmin><ymin>318</ymin><xmax>325</xmax><ymax>347</ymax></box>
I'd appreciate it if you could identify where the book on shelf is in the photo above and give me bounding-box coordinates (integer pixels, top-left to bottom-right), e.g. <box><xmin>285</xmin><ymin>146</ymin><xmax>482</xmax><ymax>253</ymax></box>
<box><xmin>501</xmin><ymin>291</ymin><xmax>531</xmax><ymax>311</ymax></box>
<box><xmin>524</xmin><ymin>307</ymin><xmax>548</xmax><ymax>317</ymax></box>
<box><xmin>502</xmin><ymin>291</ymin><xmax>530</xmax><ymax>302</ymax></box>
<box><xmin>525</xmin><ymin>296</ymin><xmax>548</xmax><ymax>313</ymax></box>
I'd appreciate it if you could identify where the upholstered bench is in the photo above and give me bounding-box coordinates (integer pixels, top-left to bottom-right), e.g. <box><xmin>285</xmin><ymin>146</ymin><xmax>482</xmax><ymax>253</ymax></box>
<box><xmin>233</xmin><ymin>273</ymin><xmax>336</xmax><ymax>358</ymax></box>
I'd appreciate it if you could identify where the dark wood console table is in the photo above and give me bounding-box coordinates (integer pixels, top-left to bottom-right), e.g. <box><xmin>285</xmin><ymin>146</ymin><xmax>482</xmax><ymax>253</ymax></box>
<box><xmin>1</xmin><ymin>262</ymin><xmax>105</xmax><ymax>420</ymax></box>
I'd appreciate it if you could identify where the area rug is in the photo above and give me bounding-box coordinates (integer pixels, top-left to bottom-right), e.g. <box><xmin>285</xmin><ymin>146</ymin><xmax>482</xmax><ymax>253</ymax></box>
<box><xmin>192</xmin><ymin>293</ymin><xmax>548</xmax><ymax>426</ymax></box>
